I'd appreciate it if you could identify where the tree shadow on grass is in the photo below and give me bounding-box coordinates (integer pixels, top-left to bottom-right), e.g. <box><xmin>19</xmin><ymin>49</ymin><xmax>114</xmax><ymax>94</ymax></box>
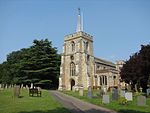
<box><xmin>18</xmin><ymin>108</ymin><xmax>71</xmax><ymax>113</ymax></box>
<box><xmin>118</xmin><ymin>109</ymin><xmax>148</xmax><ymax>113</ymax></box>
<box><xmin>17</xmin><ymin>108</ymin><xmax>149</xmax><ymax>113</ymax></box>
<box><xmin>18</xmin><ymin>108</ymin><xmax>115</xmax><ymax>113</ymax></box>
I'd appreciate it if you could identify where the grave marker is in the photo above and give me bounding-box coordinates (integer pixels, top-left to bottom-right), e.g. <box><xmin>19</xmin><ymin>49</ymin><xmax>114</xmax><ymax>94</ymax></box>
<box><xmin>79</xmin><ymin>87</ymin><xmax>84</xmax><ymax>96</ymax></box>
<box><xmin>146</xmin><ymin>88</ymin><xmax>150</xmax><ymax>96</ymax></box>
<box><xmin>87</xmin><ymin>86</ymin><xmax>92</xmax><ymax>98</ymax></box>
<box><xmin>127</xmin><ymin>84</ymin><xmax>132</xmax><ymax>92</ymax></box>
<box><xmin>31</xmin><ymin>83</ymin><xmax>33</xmax><ymax>89</ymax></box>
<box><xmin>102</xmin><ymin>95</ymin><xmax>109</xmax><ymax>104</ymax></box>
<box><xmin>5</xmin><ymin>84</ymin><xmax>8</xmax><ymax>89</ymax></box>
<box><xmin>103</xmin><ymin>87</ymin><xmax>107</xmax><ymax>94</ymax></box>
<box><xmin>72</xmin><ymin>86</ymin><xmax>75</xmax><ymax>92</ymax></box>
<box><xmin>120</xmin><ymin>90</ymin><xmax>126</xmax><ymax>97</ymax></box>
<box><xmin>137</xmin><ymin>95</ymin><xmax>146</xmax><ymax>106</ymax></box>
<box><xmin>26</xmin><ymin>85</ymin><xmax>29</xmax><ymax>89</ymax></box>
<box><xmin>125</xmin><ymin>92</ymin><xmax>133</xmax><ymax>101</ymax></box>
<box><xmin>13</xmin><ymin>85</ymin><xmax>20</xmax><ymax>98</ymax></box>
<box><xmin>135</xmin><ymin>84</ymin><xmax>138</xmax><ymax>92</ymax></box>
<box><xmin>112</xmin><ymin>88</ymin><xmax>118</xmax><ymax>100</ymax></box>
<box><xmin>21</xmin><ymin>84</ymin><xmax>23</xmax><ymax>89</ymax></box>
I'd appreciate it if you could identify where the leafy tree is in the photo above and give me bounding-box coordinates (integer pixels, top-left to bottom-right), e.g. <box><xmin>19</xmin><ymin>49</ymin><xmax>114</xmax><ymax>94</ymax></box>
<box><xmin>0</xmin><ymin>39</ymin><xmax>60</xmax><ymax>89</ymax></box>
<box><xmin>120</xmin><ymin>44</ymin><xmax>150</xmax><ymax>91</ymax></box>
<box><xmin>0</xmin><ymin>62</ymin><xmax>12</xmax><ymax>84</ymax></box>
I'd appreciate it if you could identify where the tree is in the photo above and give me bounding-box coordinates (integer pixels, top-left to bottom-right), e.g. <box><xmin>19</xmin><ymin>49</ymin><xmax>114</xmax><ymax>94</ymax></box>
<box><xmin>120</xmin><ymin>44</ymin><xmax>150</xmax><ymax>91</ymax></box>
<box><xmin>0</xmin><ymin>62</ymin><xmax>12</xmax><ymax>84</ymax></box>
<box><xmin>21</xmin><ymin>39</ymin><xmax>61</xmax><ymax>88</ymax></box>
<box><xmin>0</xmin><ymin>39</ymin><xmax>60</xmax><ymax>89</ymax></box>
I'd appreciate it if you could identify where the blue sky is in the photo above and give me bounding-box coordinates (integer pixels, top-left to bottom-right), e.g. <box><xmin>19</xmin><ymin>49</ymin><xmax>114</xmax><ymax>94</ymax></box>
<box><xmin>0</xmin><ymin>0</ymin><xmax>150</xmax><ymax>63</ymax></box>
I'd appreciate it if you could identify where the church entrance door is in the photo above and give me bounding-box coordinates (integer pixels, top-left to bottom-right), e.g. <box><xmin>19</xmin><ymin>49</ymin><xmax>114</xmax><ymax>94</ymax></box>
<box><xmin>70</xmin><ymin>79</ymin><xmax>75</xmax><ymax>90</ymax></box>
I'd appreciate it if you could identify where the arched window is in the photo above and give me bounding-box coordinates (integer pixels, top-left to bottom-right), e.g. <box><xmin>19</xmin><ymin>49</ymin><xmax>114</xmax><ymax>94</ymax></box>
<box><xmin>84</xmin><ymin>41</ymin><xmax>88</xmax><ymax>52</ymax></box>
<box><xmin>86</xmin><ymin>42</ymin><xmax>88</xmax><ymax>51</ymax></box>
<box><xmin>100</xmin><ymin>76</ymin><xmax>102</xmax><ymax>85</ymax></box>
<box><xmin>105</xmin><ymin>76</ymin><xmax>107</xmax><ymax>85</ymax></box>
<box><xmin>70</xmin><ymin>62</ymin><xmax>75</xmax><ymax>76</ymax></box>
<box><xmin>71</xmin><ymin>41</ymin><xmax>75</xmax><ymax>52</ymax></box>
<box><xmin>99</xmin><ymin>75</ymin><xmax>107</xmax><ymax>85</ymax></box>
<box><xmin>87</xmin><ymin>55</ymin><xmax>90</xmax><ymax>65</ymax></box>
<box><xmin>102</xmin><ymin>76</ymin><xmax>105</xmax><ymax>85</ymax></box>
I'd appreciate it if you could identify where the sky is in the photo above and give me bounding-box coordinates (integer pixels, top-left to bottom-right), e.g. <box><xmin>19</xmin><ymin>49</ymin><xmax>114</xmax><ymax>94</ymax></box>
<box><xmin>0</xmin><ymin>0</ymin><xmax>150</xmax><ymax>63</ymax></box>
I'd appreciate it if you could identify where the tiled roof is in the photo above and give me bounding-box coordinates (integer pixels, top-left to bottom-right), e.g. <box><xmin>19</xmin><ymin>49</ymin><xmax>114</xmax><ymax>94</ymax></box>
<box><xmin>94</xmin><ymin>57</ymin><xmax>116</xmax><ymax>67</ymax></box>
<box><xmin>96</xmin><ymin>69</ymin><xmax>118</xmax><ymax>74</ymax></box>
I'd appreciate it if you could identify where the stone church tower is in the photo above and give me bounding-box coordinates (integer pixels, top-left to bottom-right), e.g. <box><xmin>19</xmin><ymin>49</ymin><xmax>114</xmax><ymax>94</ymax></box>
<box><xmin>58</xmin><ymin>9</ymin><xmax>95</xmax><ymax>90</ymax></box>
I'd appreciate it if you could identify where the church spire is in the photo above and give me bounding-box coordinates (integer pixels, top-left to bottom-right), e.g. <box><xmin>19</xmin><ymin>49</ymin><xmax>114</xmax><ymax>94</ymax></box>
<box><xmin>76</xmin><ymin>8</ymin><xmax>83</xmax><ymax>32</ymax></box>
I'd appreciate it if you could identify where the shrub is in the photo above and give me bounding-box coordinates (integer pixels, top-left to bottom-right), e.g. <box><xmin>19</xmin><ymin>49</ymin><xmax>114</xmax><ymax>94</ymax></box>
<box><xmin>118</xmin><ymin>97</ymin><xmax>127</xmax><ymax>105</ymax></box>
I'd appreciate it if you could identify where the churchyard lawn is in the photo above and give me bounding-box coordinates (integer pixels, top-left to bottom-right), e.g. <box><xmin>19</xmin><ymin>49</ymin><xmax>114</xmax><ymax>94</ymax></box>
<box><xmin>0</xmin><ymin>89</ymin><xmax>70</xmax><ymax>113</ymax></box>
<box><xmin>63</xmin><ymin>90</ymin><xmax>150</xmax><ymax>113</ymax></box>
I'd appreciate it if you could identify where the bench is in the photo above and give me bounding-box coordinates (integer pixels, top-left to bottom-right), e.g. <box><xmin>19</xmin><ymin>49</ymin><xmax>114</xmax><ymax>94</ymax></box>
<box><xmin>93</xmin><ymin>86</ymin><xmax>101</xmax><ymax>90</ymax></box>
<box><xmin>29</xmin><ymin>88</ymin><xmax>41</xmax><ymax>97</ymax></box>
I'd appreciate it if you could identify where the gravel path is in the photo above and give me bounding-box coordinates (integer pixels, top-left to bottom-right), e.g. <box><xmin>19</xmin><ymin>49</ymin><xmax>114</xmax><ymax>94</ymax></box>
<box><xmin>50</xmin><ymin>90</ymin><xmax>117</xmax><ymax>113</ymax></box>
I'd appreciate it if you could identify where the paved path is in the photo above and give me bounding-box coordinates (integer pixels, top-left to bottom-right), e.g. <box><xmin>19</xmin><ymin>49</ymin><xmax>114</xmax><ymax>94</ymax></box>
<box><xmin>50</xmin><ymin>90</ymin><xmax>117</xmax><ymax>113</ymax></box>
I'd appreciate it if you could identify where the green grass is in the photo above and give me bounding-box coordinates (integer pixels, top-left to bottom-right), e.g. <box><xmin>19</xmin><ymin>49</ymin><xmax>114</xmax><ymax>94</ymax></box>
<box><xmin>0</xmin><ymin>89</ymin><xmax>70</xmax><ymax>113</ymax></box>
<box><xmin>62</xmin><ymin>90</ymin><xmax>150</xmax><ymax>113</ymax></box>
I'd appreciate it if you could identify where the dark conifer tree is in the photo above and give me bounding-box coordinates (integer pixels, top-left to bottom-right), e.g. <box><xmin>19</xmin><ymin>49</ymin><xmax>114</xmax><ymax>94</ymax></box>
<box><xmin>0</xmin><ymin>39</ymin><xmax>60</xmax><ymax>89</ymax></box>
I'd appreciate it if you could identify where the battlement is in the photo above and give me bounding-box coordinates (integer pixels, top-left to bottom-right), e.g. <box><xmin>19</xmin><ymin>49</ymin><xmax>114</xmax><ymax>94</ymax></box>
<box><xmin>64</xmin><ymin>31</ymin><xmax>93</xmax><ymax>41</ymax></box>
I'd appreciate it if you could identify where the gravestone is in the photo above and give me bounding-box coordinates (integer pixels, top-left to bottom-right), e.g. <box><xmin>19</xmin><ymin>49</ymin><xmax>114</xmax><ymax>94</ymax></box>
<box><xmin>137</xmin><ymin>95</ymin><xmax>146</xmax><ymax>106</ymax></box>
<box><xmin>120</xmin><ymin>90</ymin><xmax>126</xmax><ymax>97</ymax></box>
<box><xmin>125</xmin><ymin>92</ymin><xmax>133</xmax><ymax>101</ymax></box>
<box><xmin>103</xmin><ymin>87</ymin><xmax>107</xmax><ymax>94</ymax></box>
<box><xmin>5</xmin><ymin>84</ymin><xmax>8</xmax><ymax>89</ymax></box>
<box><xmin>127</xmin><ymin>84</ymin><xmax>132</xmax><ymax>92</ymax></box>
<box><xmin>135</xmin><ymin>84</ymin><xmax>138</xmax><ymax>92</ymax></box>
<box><xmin>101</xmin><ymin>85</ymin><xmax>107</xmax><ymax>94</ymax></box>
<box><xmin>8</xmin><ymin>85</ymin><xmax>11</xmax><ymax>88</ymax></box>
<box><xmin>31</xmin><ymin>83</ymin><xmax>33</xmax><ymax>89</ymax></box>
<box><xmin>26</xmin><ymin>85</ymin><xmax>29</xmax><ymax>89</ymax></box>
<box><xmin>37</xmin><ymin>87</ymin><xmax>41</xmax><ymax>91</ymax></box>
<box><xmin>2</xmin><ymin>84</ymin><xmax>4</xmax><ymax>88</ymax></box>
<box><xmin>0</xmin><ymin>84</ymin><xmax>1</xmax><ymax>88</ymax></box>
<box><xmin>146</xmin><ymin>88</ymin><xmax>150</xmax><ymax>96</ymax></box>
<box><xmin>79</xmin><ymin>87</ymin><xmax>84</xmax><ymax>96</ymax></box>
<box><xmin>102</xmin><ymin>95</ymin><xmax>109</xmax><ymax>104</ymax></box>
<box><xmin>112</xmin><ymin>88</ymin><xmax>118</xmax><ymax>100</ymax></box>
<box><xmin>72</xmin><ymin>86</ymin><xmax>75</xmax><ymax>92</ymax></box>
<box><xmin>13</xmin><ymin>85</ymin><xmax>20</xmax><ymax>98</ymax></box>
<box><xmin>87</xmin><ymin>86</ymin><xmax>92</xmax><ymax>98</ymax></box>
<box><xmin>21</xmin><ymin>84</ymin><xmax>23</xmax><ymax>89</ymax></box>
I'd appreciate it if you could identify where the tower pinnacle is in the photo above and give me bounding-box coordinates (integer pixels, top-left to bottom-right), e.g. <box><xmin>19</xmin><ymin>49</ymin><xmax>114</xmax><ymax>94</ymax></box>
<box><xmin>76</xmin><ymin>8</ymin><xmax>83</xmax><ymax>32</ymax></box>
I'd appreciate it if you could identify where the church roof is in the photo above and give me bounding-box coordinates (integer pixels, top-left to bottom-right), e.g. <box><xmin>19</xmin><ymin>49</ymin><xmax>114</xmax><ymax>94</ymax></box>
<box><xmin>94</xmin><ymin>57</ymin><xmax>116</xmax><ymax>68</ymax></box>
<box><xmin>96</xmin><ymin>69</ymin><xmax>118</xmax><ymax>74</ymax></box>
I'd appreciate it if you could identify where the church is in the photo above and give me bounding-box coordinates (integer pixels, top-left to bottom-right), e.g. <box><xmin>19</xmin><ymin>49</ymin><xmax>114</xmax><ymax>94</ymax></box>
<box><xmin>58</xmin><ymin>9</ymin><xmax>124</xmax><ymax>91</ymax></box>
